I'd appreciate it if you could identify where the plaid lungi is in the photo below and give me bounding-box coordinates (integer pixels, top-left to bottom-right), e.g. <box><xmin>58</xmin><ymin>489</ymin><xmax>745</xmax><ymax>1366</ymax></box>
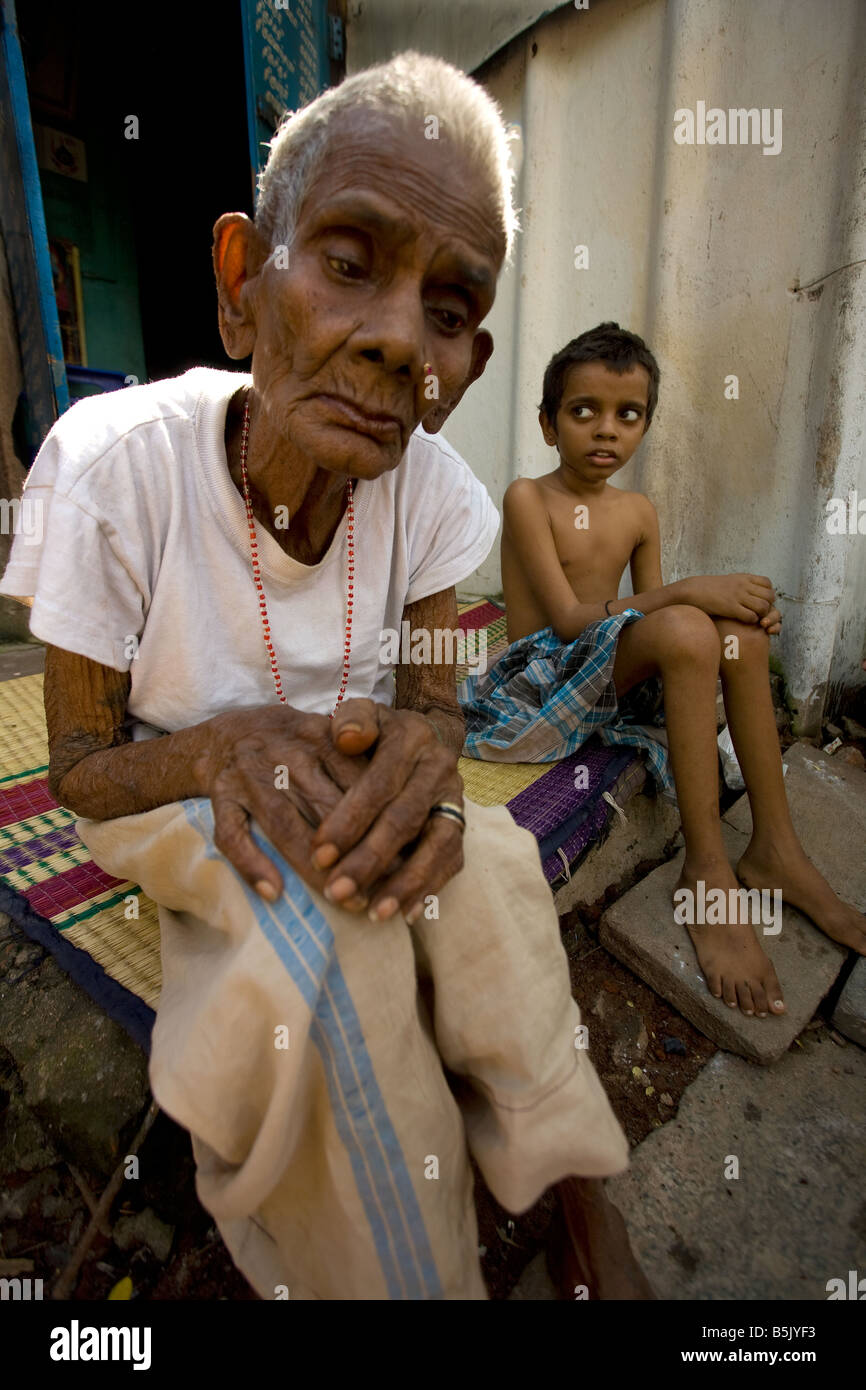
<box><xmin>460</xmin><ymin>609</ymin><xmax>675</xmax><ymax>797</ymax></box>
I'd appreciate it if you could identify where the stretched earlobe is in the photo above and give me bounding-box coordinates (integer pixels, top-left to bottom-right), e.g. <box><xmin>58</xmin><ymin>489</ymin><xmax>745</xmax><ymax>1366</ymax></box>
<box><xmin>421</xmin><ymin>330</ymin><xmax>495</xmax><ymax>434</ymax></box>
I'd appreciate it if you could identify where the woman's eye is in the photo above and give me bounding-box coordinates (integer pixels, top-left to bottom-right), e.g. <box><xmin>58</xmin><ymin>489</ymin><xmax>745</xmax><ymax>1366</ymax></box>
<box><xmin>327</xmin><ymin>255</ymin><xmax>364</xmax><ymax>278</ymax></box>
<box><xmin>431</xmin><ymin>307</ymin><xmax>465</xmax><ymax>331</ymax></box>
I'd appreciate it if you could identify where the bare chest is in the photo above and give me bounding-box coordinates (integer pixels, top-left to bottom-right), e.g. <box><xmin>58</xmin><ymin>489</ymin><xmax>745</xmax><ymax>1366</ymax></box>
<box><xmin>548</xmin><ymin>500</ymin><xmax>640</xmax><ymax>595</ymax></box>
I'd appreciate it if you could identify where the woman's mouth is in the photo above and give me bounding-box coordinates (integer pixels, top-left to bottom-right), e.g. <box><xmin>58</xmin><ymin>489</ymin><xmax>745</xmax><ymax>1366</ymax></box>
<box><xmin>317</xmin><ymin>395</ymin><xmax>402</xmax><ymax>442</ymax></box>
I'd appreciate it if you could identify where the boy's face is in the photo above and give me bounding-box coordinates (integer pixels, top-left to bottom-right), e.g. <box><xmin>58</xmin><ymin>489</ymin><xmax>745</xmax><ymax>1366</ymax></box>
<box><xmin>540</xmin><ymin>360</ymin><xmax>651</xmax><ymax>483</ymax></box>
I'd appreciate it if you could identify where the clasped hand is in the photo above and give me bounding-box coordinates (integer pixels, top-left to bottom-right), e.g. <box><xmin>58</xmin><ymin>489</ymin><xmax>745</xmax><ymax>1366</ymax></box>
<box><xmin>206</xmin><ymin>699</ymin><xmax>465</xmax><ymax>923</ymax></box>
<box><xmin>685</xmin><ymin>573</ymin><xmax>782</xmax><ymax>634</ymax></box>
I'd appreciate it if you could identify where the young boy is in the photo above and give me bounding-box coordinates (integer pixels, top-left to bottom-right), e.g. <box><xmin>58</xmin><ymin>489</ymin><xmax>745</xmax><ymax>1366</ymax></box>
<box><xmin>461</xmin><ymin>322</ymin><xmax>865</xmax><ymax>1019</ymax></box>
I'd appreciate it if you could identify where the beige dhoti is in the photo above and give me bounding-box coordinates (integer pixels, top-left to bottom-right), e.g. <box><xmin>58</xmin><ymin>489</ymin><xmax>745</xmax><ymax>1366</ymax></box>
<box><xmin>77</xmin><ymin>798</ymin><xmax>628</xmax><ymax>1300</ymax></box>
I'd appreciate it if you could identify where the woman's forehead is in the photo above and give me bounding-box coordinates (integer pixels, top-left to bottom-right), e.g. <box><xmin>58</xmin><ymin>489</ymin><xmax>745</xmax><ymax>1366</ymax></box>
<box><xmin>296</xmin><ymin>115</ymin><xmax>505</xmax><ymax>261</ymax></box>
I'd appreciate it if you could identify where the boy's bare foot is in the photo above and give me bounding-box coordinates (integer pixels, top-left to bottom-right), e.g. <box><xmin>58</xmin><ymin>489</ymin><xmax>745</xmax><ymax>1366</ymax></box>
<box><xmin>738</xmin><ymin>839</ymin><xmax>866</xmax><ymax>955</ymax></box>
<box><xmin>547</xmin><ymin>1177</ymin><xmax>656</xmax><ymax>1300</ymax></box>
<box><xmin>674</xmin><ymin>865</ymin><xmax>786</xmax><ymax>1018</ymax></box>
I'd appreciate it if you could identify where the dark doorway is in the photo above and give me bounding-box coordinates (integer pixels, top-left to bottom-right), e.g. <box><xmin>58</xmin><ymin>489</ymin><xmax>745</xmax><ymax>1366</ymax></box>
<box><xmin>19</xmin><ymin>0</ymin><xmax>252</xmax><ymax>383</ymax></box>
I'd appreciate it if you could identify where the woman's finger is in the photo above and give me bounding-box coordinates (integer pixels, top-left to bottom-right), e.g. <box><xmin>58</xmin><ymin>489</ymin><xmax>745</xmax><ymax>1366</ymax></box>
<box><xmin>321</xmin><ymin>771</ymin><xmax>448</xmax><ymax>898</ymax></box>
<box><xmin>285</xmin><ymin>757</ymin><xmax>357</xmax><ymax>823</ymax></box>
<box><xmin>366</xmin><ymin>814</ymin><xmax>465</xmax><ymax>922</ymax></box>
<box><xmin>330</xmin><ymin>698</ymin><xmax>382</xmax><ymax>756</ymax></box>
<box><xmin>313</xmin><ymin>754</ymin><xmax>417</xmax><ymax>869</ymax></box>
<box><xmin>312</xmin><ymin>717</ymin><xmax>445</xmax><ymax>866</ymax></box>
<box><xmin>220</xmin><ymin>782</ymin><xmax>332</xmax><ymax>901</ymax></box>
<box><xmin>212</xmin><ymin>795</ymin><xmax>284</xmax><ymax>901</ymax></box>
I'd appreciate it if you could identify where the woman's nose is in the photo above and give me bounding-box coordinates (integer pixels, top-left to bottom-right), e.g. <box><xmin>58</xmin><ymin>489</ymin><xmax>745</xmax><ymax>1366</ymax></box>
<box><xmin>357</xmin><ymin>280</ymin><xmax>426</xmax><ymax>377</ymax></box>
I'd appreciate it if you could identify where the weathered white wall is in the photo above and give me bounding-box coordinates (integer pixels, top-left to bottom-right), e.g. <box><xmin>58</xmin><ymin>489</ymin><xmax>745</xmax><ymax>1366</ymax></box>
<box><xmin>346</xmin><ymin>0</ymin><xmax>559</xmax><ymax>75</ymax></box>
<box><xmin>348</xmin><ymin>0</ymin><xmax>866</xmax><ymax>730</ymax></box>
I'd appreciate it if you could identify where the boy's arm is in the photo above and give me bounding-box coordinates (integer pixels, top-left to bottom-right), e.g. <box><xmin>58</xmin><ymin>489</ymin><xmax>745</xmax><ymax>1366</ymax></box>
<box><xmin>628</xmin><ymin>496</ymin><xmax>781</xmax><ymax>632</ymax></box>
<box><xmin>629</xmin><ymin>495</ymin><xmax>664</xmax><ymax>592</ymax></box>
<box><xmin>503</xmin><ymin>480</ymin><xmax>611</xmax><ymax>640</ymax></box>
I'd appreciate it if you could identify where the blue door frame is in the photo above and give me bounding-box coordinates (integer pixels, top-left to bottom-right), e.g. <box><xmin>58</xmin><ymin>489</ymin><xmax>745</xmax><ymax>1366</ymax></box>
<box><xmin>0</xmin><ymin>0</ymin><xmax>69</xmax><ymax>449</ymax></box>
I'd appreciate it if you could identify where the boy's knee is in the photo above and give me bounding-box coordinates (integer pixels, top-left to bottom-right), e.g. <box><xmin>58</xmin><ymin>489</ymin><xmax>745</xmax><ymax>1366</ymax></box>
<box><xmin>648</xmin><ymin>604</ymin><xmax>720</xmax><ymax>664</ymax></box>
<box><xmin>715</xmin><ymin>617</ymin><xmax>769</xmax><ymax>664</ymax></box>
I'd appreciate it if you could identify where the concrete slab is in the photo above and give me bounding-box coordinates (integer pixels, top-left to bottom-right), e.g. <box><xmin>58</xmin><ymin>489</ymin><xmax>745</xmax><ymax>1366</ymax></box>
<box><xmin>0</xmin><ymin>642</ymin><xmax>45</xmax><ymax>682</ymax></box>
<box><xmin>553</xmin><ymin>785</ymin><xmax>681</xmax><ymax>916</ymax></box>
<box><xmin>607</xmin><ymin>1035</ymin><xmax>866</xmax><ymax>1299</ymax></box>
<box><xmin>723</xmin><ymin>742</ymin><xmax>866</xmax><ymax>911</ymax></box>
<box><xmin>599</xmin><ymin>823</ymin><xmax>846</xmax><ymax>1063</ymax></box>
<box><xmin>832</xmin><ymin>958</ymin><xmax>866</xmax><ymax>1048</ymax></box>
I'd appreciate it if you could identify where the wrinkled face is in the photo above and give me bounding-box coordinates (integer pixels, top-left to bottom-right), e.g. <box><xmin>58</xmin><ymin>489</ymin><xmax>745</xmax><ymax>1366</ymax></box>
<box><xmin>245</xmin><ymin>112</ymin><xmax>504</xmax><ymax>478</ymax></box>
<box><xmin>543</xmin><ymin>361</ymin><xmax>651</xmax><ymax>482</ymax></box>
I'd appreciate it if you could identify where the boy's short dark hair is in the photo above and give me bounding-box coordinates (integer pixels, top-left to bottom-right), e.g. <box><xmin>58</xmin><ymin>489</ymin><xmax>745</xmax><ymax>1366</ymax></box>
<box><xmin>539</xmin><ymin>322</ymin><xmax>660</xmax><ymax>427</ymax></box>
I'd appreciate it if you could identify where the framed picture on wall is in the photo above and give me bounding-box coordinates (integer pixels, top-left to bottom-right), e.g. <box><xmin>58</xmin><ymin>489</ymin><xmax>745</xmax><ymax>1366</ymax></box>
<box><xmin>48</xmin><ymin>238</ymin><xmax>87</xmax><ymax>366</ymax></box>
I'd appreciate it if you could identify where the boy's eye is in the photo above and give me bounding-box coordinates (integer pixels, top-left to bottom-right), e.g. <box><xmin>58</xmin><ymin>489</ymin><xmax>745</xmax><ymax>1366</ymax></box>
<box><xmin>572</xmin><ymin>405</ymin><xmax>593</xmax><ymax>418</ymax></box>
<box><xmin>621</xmin><ymin>408</ymin><xmax>641</xmax><ymax>422</ymax></box>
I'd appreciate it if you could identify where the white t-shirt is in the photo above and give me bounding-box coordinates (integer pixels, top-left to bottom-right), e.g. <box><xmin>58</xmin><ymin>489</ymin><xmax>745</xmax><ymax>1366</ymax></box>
<box><xmin>0</xmin><ymin>368</ymin><xmax>499</xmax><ymax>738</ymax></box>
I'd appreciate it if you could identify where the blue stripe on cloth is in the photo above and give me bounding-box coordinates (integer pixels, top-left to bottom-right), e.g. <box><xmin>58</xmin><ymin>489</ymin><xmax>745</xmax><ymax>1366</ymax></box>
<box><xmin>182</xmin><ymin>799</ymin><xmax>443</xmax><ymax>1301</ymax></box>
<box><xmin>460</xmin><ymin>610</ymin><xmax>675</xmax><ymax>798</ymax></box>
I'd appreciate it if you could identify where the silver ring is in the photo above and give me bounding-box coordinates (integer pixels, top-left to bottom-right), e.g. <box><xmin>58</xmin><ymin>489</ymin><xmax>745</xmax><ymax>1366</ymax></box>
<box><xmin>429</xmin><ymin>801</ymin><xmax>466</xmax><ymax>831</ymax></box>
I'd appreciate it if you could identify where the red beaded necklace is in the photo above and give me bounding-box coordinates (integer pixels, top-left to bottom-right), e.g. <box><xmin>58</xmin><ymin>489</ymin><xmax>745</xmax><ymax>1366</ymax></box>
<box><xmin>238</xmin><ymin>395</ymin><xmax>354</xmax><ymax>718</ymax></box>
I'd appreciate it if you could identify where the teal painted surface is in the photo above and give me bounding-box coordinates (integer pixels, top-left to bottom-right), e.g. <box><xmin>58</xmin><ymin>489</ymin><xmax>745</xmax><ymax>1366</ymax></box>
<box><xmin>38</xmin><ymin>121</ymin><xmax>146</xmax><ymax>385</ymax></box>
<box><xmin>240</xmin><ymin>0</ymin><xmax>331</xmax><ymax>188</ymax></box>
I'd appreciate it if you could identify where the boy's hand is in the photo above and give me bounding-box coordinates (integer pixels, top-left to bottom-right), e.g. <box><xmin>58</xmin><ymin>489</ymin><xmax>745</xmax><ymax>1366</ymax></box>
<box><xmin>682</xmin><ymin>574</ymin><xmax>775</xmax><ymax>624</ymax></box>
<box><xmin>759</xmin><ymin>605</ymin><xmax>782</xmax><ymax>635</ymax></box>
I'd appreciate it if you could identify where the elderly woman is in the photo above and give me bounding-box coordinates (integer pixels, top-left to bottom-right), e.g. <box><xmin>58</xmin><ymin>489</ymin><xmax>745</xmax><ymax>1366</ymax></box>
<box><xmin>2</xmin><ymin>53</ymin><xmax>648</xmax><ymax>1300</ymax></box>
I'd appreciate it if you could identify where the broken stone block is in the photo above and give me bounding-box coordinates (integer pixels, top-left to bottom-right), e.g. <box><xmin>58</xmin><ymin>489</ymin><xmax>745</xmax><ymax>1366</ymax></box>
<box><xmin>831</xmin><ymin>959</ymin><xmax>866</xmax><ymax>1048</ymax></box>
<box><xmin>599</xmin><ymin>824</ymin><xmax>846</xmax><ymax>1063</ymax></box>
<box><xmin>723</xmin><ymin>742</ymin><xmax>866</xmax><ymax>912</ymax></box>
<box><xmin>606</xmin><ymin>1040</ymin><xmax>866</xmax><ymax>1299</ymax></box>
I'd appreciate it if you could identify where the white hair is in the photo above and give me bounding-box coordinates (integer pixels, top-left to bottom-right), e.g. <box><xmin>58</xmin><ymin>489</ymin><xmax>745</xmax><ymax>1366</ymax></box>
<box><xmin>255</xmin><ymin>50</ymin><xmax>520</xmax><ymax>267</ymax></box>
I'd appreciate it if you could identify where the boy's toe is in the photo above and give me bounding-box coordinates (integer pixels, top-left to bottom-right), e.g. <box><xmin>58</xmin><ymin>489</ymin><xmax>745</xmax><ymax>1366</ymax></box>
<box><xmin>764</xmin><ymin>963</ymin><xmax>785</xmax><ymax>1013</ymax></box>
<box><xmin>750</xmin><ymin>978</ymin><xmax>770</xmax><ymax>1017</ymax></box>
<box><xmin>736</xmin><ymin>980</ymin><xmax>755</xmax><ymax>1016</ymax></box>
